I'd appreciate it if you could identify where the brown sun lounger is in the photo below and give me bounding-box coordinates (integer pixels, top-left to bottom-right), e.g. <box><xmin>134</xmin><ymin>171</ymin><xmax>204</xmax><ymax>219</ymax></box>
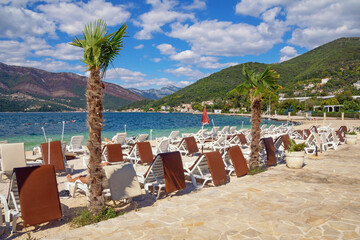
<box><xmin>237</xmin><ymin>134</ymin><xmax>248</xmax><ymax>145</ymax></box>
<box><xmin>137</xmin><ymin>142</ymin><xmax>154</xmax><ymax>164</ymax></box>
<box><xmin>304</xmin><ymin>129</ymin><xmax>311</xmax><ymax>140</ymax></box>
<box><xmin>106</xmin><ymin>144</ymin><xmax>124</xmax><ymax>163</ymax></box>
<box><xmin>161</xmin><ymin>151</ymin><xmax>186</xmax><ymax>193</ymax></box>
<box><xmin>228</xmin><ymin>146</ymin><xmax>249</xmax><ymax>177</ymax></box>
<box><xmin>280</xmin><ymin>134</ymin><xmax>292</xmax><ymax>150</ymax></box>
<box><xmin>203</xmin><ymin>151</ymin><xmax>227</xmax><ymax>186</ymax></box>
<box><xmin>15</xmin><ymin>165</ymin><xmax>62</xmax><ymax>228</ymax></box>
<box><xmin>40</xmin><ymin>141</ymin><xmax>65</xmax><ymax>171</ymax></box>
<box><xmin>296</xmin><ymin>130</ymin><xmax>304</xmax><ymax>139</ymax></box>
<box><xmin>262</xmin><ymin>137</ymin><xmax>277</xmax><ymax>166</ymax></box>
<box><xmin>336</xmin><ymin>130</ymin><xmax>345</xmax><ymax>142</ymax></box>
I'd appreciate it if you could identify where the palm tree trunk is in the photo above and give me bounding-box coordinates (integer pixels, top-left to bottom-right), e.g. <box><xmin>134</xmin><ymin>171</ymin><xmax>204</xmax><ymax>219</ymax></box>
<box><xmin>86</xmin><ymin>68</ymin><xmax>104</xmax><ymax>213</ymax></box>
<box><xmin>249</xmin><ymin>96</ymin><xmax>262</xmax><ymax>170</ymax></box>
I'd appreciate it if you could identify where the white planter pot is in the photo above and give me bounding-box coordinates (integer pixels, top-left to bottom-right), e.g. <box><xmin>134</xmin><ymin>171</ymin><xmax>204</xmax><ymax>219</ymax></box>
<box><xmin>346</xmin><ymin>134</ymin><xmax>357</xmax><ymax>145</ymax></box>
<box><xmin>285</xmin><ymin>151</ymin><xmax>305</xmax><ymax>169</ymax></box>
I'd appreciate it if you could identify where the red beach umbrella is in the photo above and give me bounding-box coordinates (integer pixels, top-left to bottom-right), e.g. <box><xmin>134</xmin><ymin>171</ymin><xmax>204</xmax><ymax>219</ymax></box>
<box><xmin>201</xmin><ymin>106</ymin><xmax>210</xmax><ymax>126</ymax></box>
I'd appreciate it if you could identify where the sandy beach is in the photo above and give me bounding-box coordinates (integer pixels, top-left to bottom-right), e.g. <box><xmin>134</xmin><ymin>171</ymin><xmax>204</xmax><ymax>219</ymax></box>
<box><xmin>1</xmin><ymin>117</ymin><xmax>360</xmax><ymax>239</ymax></box>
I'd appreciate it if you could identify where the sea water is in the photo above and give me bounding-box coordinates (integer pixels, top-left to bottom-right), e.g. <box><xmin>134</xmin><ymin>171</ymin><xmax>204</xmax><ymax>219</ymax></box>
<box><xmin>0</xmin><ymin>112</ymin><xmax>281</xmax><ymax>150</ymax></box>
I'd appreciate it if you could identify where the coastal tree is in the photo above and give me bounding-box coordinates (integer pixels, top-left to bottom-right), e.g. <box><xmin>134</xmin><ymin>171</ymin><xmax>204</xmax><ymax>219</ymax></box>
<box><xmin>70</xmin><ymin>19</ymin><xmax>127</xmax><ymax>213</ymax></box>
<box><xmin>233</xmin><ymin>66</ymin><xmax>280</xmax><ymax>170</ymax></box>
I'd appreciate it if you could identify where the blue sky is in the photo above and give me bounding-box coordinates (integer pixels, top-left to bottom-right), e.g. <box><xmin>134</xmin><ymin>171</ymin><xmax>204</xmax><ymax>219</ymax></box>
<box><xmin>0</xmin><ymin>0</ymin><xmax>359</xmax><ymax>90</ymax></box>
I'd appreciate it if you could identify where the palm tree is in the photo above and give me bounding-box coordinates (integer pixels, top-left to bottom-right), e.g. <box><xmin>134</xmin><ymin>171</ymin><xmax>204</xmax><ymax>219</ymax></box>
<box><xmin>70</xmin><ymin>19</ymin><xmax>127</xmax><ymax>213</ymax></box>
<box><xmin>234</xmin><ymin>65</ymin><xmax>280</xmax><ymax>170</ymax></box>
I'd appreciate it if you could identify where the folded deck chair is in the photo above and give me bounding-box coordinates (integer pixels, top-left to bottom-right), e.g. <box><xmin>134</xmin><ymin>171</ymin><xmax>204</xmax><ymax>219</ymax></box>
<box><xmin>320</xmin><ymin>133</ymin><xmax>337</xmax><ymax>151</ymax></box>
<box><xmin>229</xmin><ymin>133</ymin><xmax>248</xmax><ymax>147</ymax></box>
<box><xmin>67</xmin><ymin>135</ymin><xmax>84</xmax><ymax>153</ymax></box>
<box><xmin>102</xmin><ymin>144</ymin><xmax>124</xmax><ymax>164</ymax></box>
<box><xmin>304</xmin><ymin>129</ymin><xmax>311</xmax><ymax>140</ymax></box>
<box><xmin>103</xmin><ymin>164</ymin><xmax>142</xmax><ymax>201</ymax></box>
<box><xmin>193</xmin><ymin>128</ymin><xmax>208</xmax><ymax>143</ymax></box>
<box><xmin>185</xmin><ymin>152</ymin><xmax>227</xmax><ymax>188</ymax></box>
<box><xmin>0</xmin><ymin>143</ymin><xmax>27</xmax><ymax>179</ymax></box>
<box><xmin>40</xmin><ymin>141</ymin><xmax>71</xmax><ymax>172</ymax></box>
<box><xmin>262</xmin><ymin>137</ymin><xmax>277</xmax><ymax>166</ymax></box>
<box><xmin>295</xmin><ymin>130</ymin><xmax>304</xmax><ymax>140</ymax></box>
<box><xmin>304</xmin><ymin>133</ymin><xmax>322</xmax><ymax>154</ymax></box>
<box><xmin>137</xmin><ymin>151</ymin><xmax>185</xmax><ymax>199</ymax></box>
<box><xmin>310</xmin><ymin>125</ymin><xmax>319</xmax><ymax>133</ymax></box>
<box><xmin>177</xmin><ymin>136</ymin><xmax>199</xmax><ymax>156</ymax></box>
<box><xmin>336</xmin><ymin>130</ymin><xmax>345</xmax><ymax>143</ymax></box>
<box><xmin>228</xmin><ymin>146</ymin><xmax>249</xmax><ymax>177</ymax></box>
<box><xmin>0</xmin><ymin>165</ymin><xmax>62</xmax><ymax>233</ymax></box>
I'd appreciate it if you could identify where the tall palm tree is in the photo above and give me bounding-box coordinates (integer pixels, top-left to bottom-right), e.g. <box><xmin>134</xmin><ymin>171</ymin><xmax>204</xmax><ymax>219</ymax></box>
<box><xmin>70</xmin><ymin>19</ymin><xmax>127</xmax><ymax>213</ymax></box>
<box><xmin>234</xmin><ymin>65</ymin><xmax>280</xmax><ymax>170</ymax></box>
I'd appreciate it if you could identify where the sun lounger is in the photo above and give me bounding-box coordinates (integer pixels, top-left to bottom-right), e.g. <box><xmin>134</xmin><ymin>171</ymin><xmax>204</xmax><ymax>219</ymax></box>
<box><xmin>67</xmin><ymin>135</ymin><xmax>84</xmax><ymax>153</ymax></box>
<box><xmin>127</xmin><ymin>134</ymin><xmax>148</xmax><ymax>145</ymax></box>
<box><xmin>0</xmin><ymin>143</ymin><xmax>27</xmax><ymax>179</ymax></box>
<box><xmin>102</xmin><ymin>143</ymin><xmax>124</xmax><ymax>164</ymax></box>
<box><xmin>154</xmin><ymin>138</ymin><xmax>171</xmax><ymax>154</ymax></box>
<box><xmin>136</xmin><ymin>142</ymin><xmax>154</xmax><ymax>164</ymax></box>
<box><xmin>227</xmin><ymin>146</ymin><xmax>249</xmax><ymax>177</ymax></box>
<box><xmin>103</xmin><ymin>164</ymin><xmax>142</xmax><ymax>201</ymax></box>
<box><xmin>185</xmin><ymin>151</ymin><xmax>228</xmax><ymax>188</ymax></box>
<box><xmin>40</xmin><ymin>141</ymin><xmax>73</xmax><ymax>173</ymax></box>
<box><xmin>0</xmin><ymin>165</ymin><xmax>62</xmax><ymax>233</ymax></box>
<box><xmin>262</xmin><ymin>137</ymin><xmax>277</xmax><ymax>166</ymax></box>
<box><xmin>177</xmin><ymin>136</ymin><xmax>200</xmax><ymax>156</ymax></box>
<box><xmin>137</xmin><ymin>151</ymin><xmax>185</xmax><ymax>199</ymax></box>
<box><xmin>203</xmin><ymin>136</ymin><xmax>227</xmax><ymax>151</ymax></box>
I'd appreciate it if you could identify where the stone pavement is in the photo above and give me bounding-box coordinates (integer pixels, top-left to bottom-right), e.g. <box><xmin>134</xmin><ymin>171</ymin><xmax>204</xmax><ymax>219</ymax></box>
<box><xmin>46</xmin><ymin>143</ymin><xmax>360</xmax><ymax>240</ymax></box>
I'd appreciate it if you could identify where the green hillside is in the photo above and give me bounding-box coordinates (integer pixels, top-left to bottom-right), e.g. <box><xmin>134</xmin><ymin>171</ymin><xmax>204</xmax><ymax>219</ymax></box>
<box><xmin>125</xmin><ymin>37</ymin><xmax>360</xmax><ymax>110</ymax></box>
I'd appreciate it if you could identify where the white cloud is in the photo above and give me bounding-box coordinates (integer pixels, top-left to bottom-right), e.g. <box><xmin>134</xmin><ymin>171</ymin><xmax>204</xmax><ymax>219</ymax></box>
<box><xmin>0</xmin><ymin>37</ymin><xmax>82</xmax><ymax>72</ymax></box>
<box><xmin>168</xmin><ymin>20</ymin><xmax>286</xmax><ymax>57</ymax></box>
<box><xmin>235</xmin><ymin>0</ymin><xmax>360</xmax><ymax>49</ymax></box>
<box><xmin>0</xmin><ymin>5</ymin><xmax>56</xmax><ymax>38</ymax></box>
<box><xmin>134</xmin><ymin>0</ymin><xmax>194</xmax><ymax>40</ymax></box>
<box><xmin>235</xmin><ymin>0</ymin><xmax>287</xmax><ymax>17</ymax></box>
<box><xmin>169</xmin><ymin>50</ymin><xmax>238</xmax><ymax>69</ymax></box>
<box><xmin>286</xmin><ymin>0</ymin><xmax>360</xmax><ymax>48</ymax></box>
<box><xmin>35</xmin><ymin>43</ymin><xmax>83</xmax><ymax>60</ymax></box>
<box><xmin>183</xmin><ymin>0</ymin><xmax>206</xmax><ymax>10</ymax></box>
<box><xmin>165</xmin><ymin>67</ymin><xmax>209</xmax><ymax>80</ymax></box>
<box><xmin>134</xmin><ymin>44</ymin><xmax>144</xmax><ymax>49</ymax></box>
<box><xmin>151</xmin><ymin>58</ymin><xmax>162</xmax><ymax>62</ymax></box>
<box><xmin>104</xmin><ymin>68</ymin><xmax>146</xmax><ymax>83</ymax></box>
<box><xmin>279</xmin><ymin>46</ymin><xmax>299</xmax><ymax>62</ymax></box>
<box><xmin>37</xmin><ymin>0</ymin><xmax>131</xmax><ymax>35</ymax></box>
<box><xmin>157</xmin><ymin>43</ymin><xmax>176</xmax><ymax>55</ymax></box>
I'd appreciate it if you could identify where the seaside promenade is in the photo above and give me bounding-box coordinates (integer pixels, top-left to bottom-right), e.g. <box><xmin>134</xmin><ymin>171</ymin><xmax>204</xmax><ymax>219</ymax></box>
<box><xmin>45</xmin><ymin>143</ymin><xmax>360</xmax><ymax>240</ymax></box>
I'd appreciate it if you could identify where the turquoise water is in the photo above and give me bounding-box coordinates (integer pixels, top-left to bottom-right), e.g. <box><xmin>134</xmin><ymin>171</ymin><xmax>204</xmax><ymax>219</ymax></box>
<box><xmin>0</xmin><ymin>112</ymin><xmax>281</xmax><ymax>150</ymax></box>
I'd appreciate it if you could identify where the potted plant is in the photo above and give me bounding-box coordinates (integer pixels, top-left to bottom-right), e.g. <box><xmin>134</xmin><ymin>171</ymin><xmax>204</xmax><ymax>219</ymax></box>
<box><xmin>284</xmin><ymin>140</ymin><xmax>306</xmax><ymax>169</ymax></box>
<box><xmin>345</xmin><ymin>131</ymin><xmax>357</xmax><ymax>145</ymax></box>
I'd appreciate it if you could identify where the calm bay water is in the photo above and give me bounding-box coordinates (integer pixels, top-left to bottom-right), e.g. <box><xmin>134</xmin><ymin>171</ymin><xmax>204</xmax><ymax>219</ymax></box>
<box><xmin>0</xmin><ymin>112</ymin><xmax>281</xmax><ymax>150</ymax></box>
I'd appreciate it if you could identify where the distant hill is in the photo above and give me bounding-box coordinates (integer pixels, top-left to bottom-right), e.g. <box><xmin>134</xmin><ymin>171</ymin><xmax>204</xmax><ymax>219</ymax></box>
<box><xmin>128</xmin><ymin>85</ymin><xmax>182</xmax><ymax>99</ymax></box>
<box><xmin>0</xmin><ymin>62</ymin><xmax>144</xmax><ymax>111</ymax></box>
<box><xmin>142</xmin><ymin>37</ymin><xmax>360</xmax><ymax>108</ymax></box>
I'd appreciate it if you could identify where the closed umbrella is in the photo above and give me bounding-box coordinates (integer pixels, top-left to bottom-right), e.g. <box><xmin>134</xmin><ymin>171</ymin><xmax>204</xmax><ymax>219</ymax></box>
<box><xmin>201</xmin><ymin>106</ymin><xmax>210</xmax><ymax>126</ymax></box>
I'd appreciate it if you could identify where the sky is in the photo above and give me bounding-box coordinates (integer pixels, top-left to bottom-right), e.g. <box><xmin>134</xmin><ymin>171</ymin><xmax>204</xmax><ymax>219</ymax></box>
<box><xmin>0</xmin><ymin>0</ymin><xmax>359</xmax><ymax>90</ymax></box>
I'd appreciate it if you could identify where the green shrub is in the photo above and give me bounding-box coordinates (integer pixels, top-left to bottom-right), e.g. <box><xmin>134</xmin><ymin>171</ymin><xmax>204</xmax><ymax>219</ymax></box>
<box><xmin>248</xmin><ymin>166</ymin><xmax>267</xmax><ymax>175</ymax></box>
<box><xmin>347</xmin><ymin>131</ymin><xmax>357</xmax><ymax>135</ymax></box>
<box><xmin>288</xmin><ymin>139</ymin><xmax>306</xmax><ymax>152</ymax></box>
<box><xmin>71</xmin><ymin>206</ymin><xmax>123</xmax><ymax>228</ymax></box>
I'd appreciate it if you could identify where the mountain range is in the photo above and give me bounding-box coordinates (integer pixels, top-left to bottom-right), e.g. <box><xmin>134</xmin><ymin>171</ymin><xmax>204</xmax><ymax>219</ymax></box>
<box><xmin>128</xmin><ymin>85</ymin><xmax>182</xmax><ymax>99</ymax></box>
<box><xmin>0</xmin><ymin>62</ymin><xmax>144</xmax><ymax>112</ymax></box>
<box><xmin>139</xmin><ymin>37</ymin><xmax>360</xmax><ymax>108</ymax></box>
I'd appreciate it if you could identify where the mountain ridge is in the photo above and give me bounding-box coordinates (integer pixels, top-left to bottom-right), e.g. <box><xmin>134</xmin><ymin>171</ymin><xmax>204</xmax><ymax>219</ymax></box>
<box><xmin>0</xmin><ymin>62</ymin><xmax>144</xmax><ymax>111</ymax></box>
<box><xmin>128</xmin><ymin>85</ymin><xmax>182</xmax><ymax>99</ymax></box>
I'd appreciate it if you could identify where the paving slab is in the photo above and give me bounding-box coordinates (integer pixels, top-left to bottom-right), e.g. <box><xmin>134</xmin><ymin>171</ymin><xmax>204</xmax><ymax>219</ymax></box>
<box><xmin>46</xmin><ymin>143</ymin><xmax>360</xmax><ymax>240</ymax></box>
